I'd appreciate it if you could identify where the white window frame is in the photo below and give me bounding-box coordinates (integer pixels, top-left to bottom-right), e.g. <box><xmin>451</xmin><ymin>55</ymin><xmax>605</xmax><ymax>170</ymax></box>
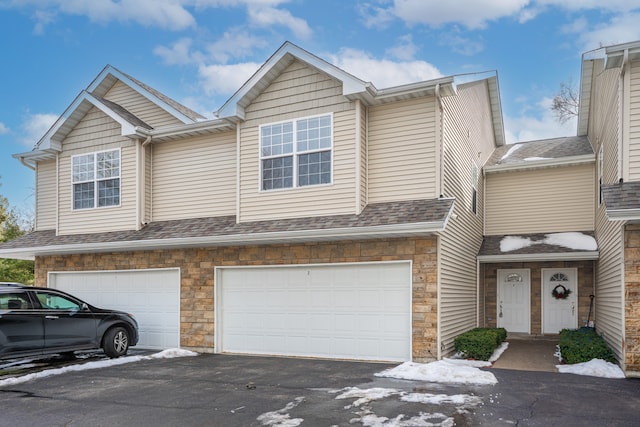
<box><xmin>259</xmin><ymin>113</ymin><xmax>333</xmax><ymax>191</ymax></box>
<box><xmin>71</xmin><ymin>148</ymin><xmax>121</xmax><ymax>211</ymax></box>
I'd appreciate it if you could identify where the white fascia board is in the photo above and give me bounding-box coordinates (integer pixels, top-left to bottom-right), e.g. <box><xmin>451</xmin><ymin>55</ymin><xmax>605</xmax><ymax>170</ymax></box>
<box><xmin>85</xmin><ymin>93</ymin><xmax>137</xmax><ymax>135</ymax></box>
<box><xmin>0</xmin><ymin>222</ymin><xmax>446</xmax><ymax>261</ymax></box>
<box><xmin>483</xmin><ymin>154</ymin><xmax>595</xmax><ymax>174</ymax></box>
<box><xmin>477</xmin><ymin>251</ymin><xmax>599</xmax><ymax>263</ymax></box>
<box><xmin>606</xmin><ymin>209</ymin><xmax>640</xmax><ymax>221</ymax></box>
<box><xmin>133</xmin><ymin>118</ymin><xmax>236</xmax><ymax>141</ymax></box>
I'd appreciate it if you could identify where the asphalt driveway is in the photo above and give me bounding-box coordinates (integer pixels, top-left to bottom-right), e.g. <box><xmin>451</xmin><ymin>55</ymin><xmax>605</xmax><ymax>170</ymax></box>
<box><xmin>1</xmin><ymin>353</ymin><xmax>640</xmax><ymax>426</ymax></box>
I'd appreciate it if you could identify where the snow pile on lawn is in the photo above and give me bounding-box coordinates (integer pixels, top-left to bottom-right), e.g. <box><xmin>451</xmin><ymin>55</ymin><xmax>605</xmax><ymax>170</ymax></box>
<box><xmin>0</xmin><ymin>348</ymin><xmax>198</xmax><ymax>387</ymax></box>
<box><xmin>500</xmin><ymin>232</ymin><xmax>597</xmax><ymax>252</ymax></box>
<box><xmin>557</xmin><ymin>359</ymin><xmax>625</xmax><ymax>378</ymax></box>
<box><xmin>376</xmin><ymin>359</ymin><xmax>497</xmax><ymax>385</ymax></box>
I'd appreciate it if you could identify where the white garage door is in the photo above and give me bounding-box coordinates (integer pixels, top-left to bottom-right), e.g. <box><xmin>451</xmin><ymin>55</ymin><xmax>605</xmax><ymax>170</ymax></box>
<box><xmin>217</xmin><ymin>262</ymin><xmax>411</xmax><ymax>362</ymax></box>
<box><xmin>48</xmin><ymin>269</ymin><xmax>180</xmax><ymax>349</ymax></box>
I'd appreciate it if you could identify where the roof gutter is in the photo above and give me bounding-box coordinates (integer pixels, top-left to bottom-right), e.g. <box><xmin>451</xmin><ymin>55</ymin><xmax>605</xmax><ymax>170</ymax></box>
<box><xmin>478</xmin><ymin>251</ymin><xmax>599</xmax><ymax>263</ymax></box>
<box><xmin>0</xmin><ymin>220</ymin><xmax>448</xmax><ymax>261</ymax></box>
<box><xmin>484</xmin><ymin>154</ymin><xmax>595</xmax><ymax>174</ymax></box>
<box><xmin>606</xmin><ymin>208</ymin><xmax>640</xmax><ymax>221</ymax></box>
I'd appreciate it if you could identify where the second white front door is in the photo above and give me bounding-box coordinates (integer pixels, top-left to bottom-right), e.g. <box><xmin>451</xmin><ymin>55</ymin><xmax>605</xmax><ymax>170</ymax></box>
<box><xmin>497</xmin><ymin>269</ymin><xmax>530</xmax><ymax>333</ymax></box>
<box><xmin>542</xmin><ymin>268</ymin><xmax>577</xmax><ymax>334</ymax></box>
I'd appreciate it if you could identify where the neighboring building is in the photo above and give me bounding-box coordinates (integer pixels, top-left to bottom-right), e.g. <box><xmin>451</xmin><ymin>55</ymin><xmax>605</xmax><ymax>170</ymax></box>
<box><xmin>0</xmin><ymin>42</ymin><xmax>503</xmax><ymax>363</ymax></box>
<box><xmin>2</xmin><ymin>40</ymin><xmax>639</xmax><ymax>377</ymax></box>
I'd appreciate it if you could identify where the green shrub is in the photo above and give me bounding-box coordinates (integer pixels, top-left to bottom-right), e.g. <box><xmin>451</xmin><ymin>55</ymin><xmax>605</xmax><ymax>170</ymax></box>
<box><xmin>454</xmin><ymin>327</ymin><xmax>507</xmax><ymax>361</ymax></box>
<box><xmin>559</xmin><ymin>327</ymin><xmax>616</xmax><ymax>364</ymax></box>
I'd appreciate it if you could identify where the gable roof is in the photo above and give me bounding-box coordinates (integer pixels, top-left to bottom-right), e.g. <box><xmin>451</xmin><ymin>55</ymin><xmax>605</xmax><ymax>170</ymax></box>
<box><xmin>215</xmin><ymin>41</ymin><xmax>458</xmax><ymax>121</ymax></box>
<box><xmin>484</xmin><ymin>136</ymin><xmax>594</xmax><ymax>173</ymax></box>
<box><xmin>14</xmin><ymin>65</ymin><xmax>205</xmax><ymax>168</ymax></box>
<box><xmin>0</xmin><ymin>198</ymin><xmax>454</xmax><ymax>260</ymax></box>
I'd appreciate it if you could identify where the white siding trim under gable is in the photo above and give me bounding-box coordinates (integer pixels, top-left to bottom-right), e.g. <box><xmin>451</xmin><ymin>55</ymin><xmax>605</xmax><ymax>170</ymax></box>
<box><xmin>238</xmin><ymin>60</ymin><xmax>357</xmax><ymax>222</ymax></box>
<box><xmin>35</xmin><ymin>160</ymin><xmax>57</xmax><ymax>231</ymax></box>
<box><xmin>104</xmin><ymin>80</ymin><xmax>183</xmax><ymax>129</ymax></box>
<box><xmin>57</xmin><ymin>106</ymin><xmax>138</xmax><ymax>235</ymax></box>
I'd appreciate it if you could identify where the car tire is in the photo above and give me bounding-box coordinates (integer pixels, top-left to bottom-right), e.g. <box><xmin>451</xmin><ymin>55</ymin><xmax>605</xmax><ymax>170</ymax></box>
<box><xmin>103</xmin><ymin>326</ymin><xmax>130</xmax><ymax>358</ymax></box>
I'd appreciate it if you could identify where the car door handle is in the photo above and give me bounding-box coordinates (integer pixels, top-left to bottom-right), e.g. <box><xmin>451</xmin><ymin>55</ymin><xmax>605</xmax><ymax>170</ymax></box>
<box><xmin>45</xmin><ymin>315</ymin><xmax>59</xmax><ymax>320</ymax></box>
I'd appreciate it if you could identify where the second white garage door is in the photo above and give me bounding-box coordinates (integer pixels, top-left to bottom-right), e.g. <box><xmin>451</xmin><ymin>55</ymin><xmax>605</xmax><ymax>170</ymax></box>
<box><xmin>217</xmin><ymin>262</ymin><xmax>411</xmax><ymax>362</ymax></box>
<box><xmin>48</xmin><ymin>269</ymin><xmax>180</xmax><ymax>349</ymax></box>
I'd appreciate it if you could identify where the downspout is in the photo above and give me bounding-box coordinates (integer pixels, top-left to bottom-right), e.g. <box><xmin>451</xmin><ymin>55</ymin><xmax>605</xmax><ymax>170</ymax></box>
<box><xmin>618</xmin><ymin>49</ymin><xmax>629</xmax><ymax>182</ymax></box>
<box><xmin>435</xmin><ymin>83</ymin><xmax>444</xmax><ymax>198</ymax></box>
<box><xmin>139</xmin><ymin>135</ymin><xmax>152</xmax><ymax>229</ymax></box>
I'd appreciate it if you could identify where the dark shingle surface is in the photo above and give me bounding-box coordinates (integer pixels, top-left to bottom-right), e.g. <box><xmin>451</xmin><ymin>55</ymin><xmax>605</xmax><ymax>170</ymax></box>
<box><xmin>95</xmin><ymin>96</ymin><xmax>152</xmax><ymax>130</ymax></box>
<box><xmin>479</xmin><ymin>231</ymin><xmax>597</xmax><ymax>257</ymax></box>
<box><xmin>603</xmin><ymin>181</ymin><xmax>640</xmax><ymax>211</ymax></box>
<box><xmin>486</xmin><ymin>136</ymin><xmax>593</xmax><ymax>167</ymax></box>
<box><xmin>0</xmin><ymin>199</ymin><xmax>453</xmax><ymax>250</ymax></box>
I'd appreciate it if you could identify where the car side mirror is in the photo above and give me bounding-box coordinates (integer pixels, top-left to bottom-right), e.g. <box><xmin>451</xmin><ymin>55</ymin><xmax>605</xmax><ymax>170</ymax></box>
<box><xmin>81</xmin><ymin>303</ymin><xmax>89</xmax><ymax>311</ymax></box>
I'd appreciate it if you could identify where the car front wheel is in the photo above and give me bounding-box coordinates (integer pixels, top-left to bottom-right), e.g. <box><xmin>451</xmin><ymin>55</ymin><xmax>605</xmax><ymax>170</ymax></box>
<box><xmin>103</xmin><ymin>326</ymin><xmax>129</xmax><ymax>358</ymax></box>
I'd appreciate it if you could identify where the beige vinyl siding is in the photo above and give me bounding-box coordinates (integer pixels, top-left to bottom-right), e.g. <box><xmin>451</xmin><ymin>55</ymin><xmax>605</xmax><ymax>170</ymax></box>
<box><xmin>485</xmin><ymin>164</ymin><xmax>595</xmax><ymax>235</ymax></box>
<box><xmin>104</xmin><ymin>80</ymin><xmax>183</xmax><ymax>128</ymax></box>
<box><xmin>151</xmin><ymin>131</ymin><xmax>236</xmax><ymax>221</ymax></box>
<box><xmin>628</xmin><ymin>60</ymin><xmax>640</xmax><ymax>180</ymax></box>
<box><xmin>57</xmin><ymin>107</ymin><xmax>137</xmax><ymax>235</ymax></box>
<box><xmin>35</xmin><ymin>160</ymin><xmax>56</xmax><ymax>231</ymax></box>
<box><xmin>367</xmin><ymin>97</ymin><xmax>438</xmax><ymax>202</ymax></box>
<box><xmin>238</xmin><ymin>61</ymin><xmax>356</xmax><ymax>222</ymax></box>
<box><xmin>589</xmin><ymin>57</ymin><xmax>625</xmax><ymax>363</ymax></box>
<box><xmin>438</xmin><ymin>81</ymin><xmax>497</xmax><ymax>356</ymax></box>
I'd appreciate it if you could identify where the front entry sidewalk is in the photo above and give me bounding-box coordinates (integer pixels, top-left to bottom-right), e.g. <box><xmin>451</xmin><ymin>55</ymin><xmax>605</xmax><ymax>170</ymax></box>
<box><xmin>491</xmin><ymin>335</ymin><xmax>559</xmax><ymax>372</ymax></box>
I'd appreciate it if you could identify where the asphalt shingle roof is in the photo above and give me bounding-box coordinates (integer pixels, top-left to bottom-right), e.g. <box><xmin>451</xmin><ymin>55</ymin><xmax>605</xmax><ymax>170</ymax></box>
<box><xmin>486</xmin><ymin>136</ymin><xmax>593</xmax><ymax>167</ymax></box>
<box><xmin>0</xmin><ymin>198</ymin><xmax>453</xmax><ymax>251</ymax></box>
<box><xmin>478</xmin><ymin>231</ymin><xmax>597</xmax><ymax>258</ymax></box>
<box><xmin>602</xmin><ymin>181</ymin><xmax>640</xmax><ymax>211</ymax></box>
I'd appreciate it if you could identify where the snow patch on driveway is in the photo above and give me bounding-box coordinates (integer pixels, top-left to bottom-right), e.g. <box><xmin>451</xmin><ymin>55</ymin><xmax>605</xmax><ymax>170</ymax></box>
<box><xmin>256</xmin><ymin>397</ymin><xmax>305</xmax><ymax>427</ymax></box>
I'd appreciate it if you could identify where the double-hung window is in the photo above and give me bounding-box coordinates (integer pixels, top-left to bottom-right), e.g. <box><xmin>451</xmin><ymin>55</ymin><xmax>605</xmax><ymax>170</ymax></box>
<box><xmin>72</xmin><ymin>149</ymin><xmax>120</xmax><ymax>210</ymax></box>
<box><xmin>260</xmin><ymin>114</ymin><xmax>332</xmax><ymax>191</ymax></box>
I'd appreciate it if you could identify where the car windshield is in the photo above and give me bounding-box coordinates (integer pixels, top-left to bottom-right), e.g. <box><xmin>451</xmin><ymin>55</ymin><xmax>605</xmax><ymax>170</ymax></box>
<box><xmin>35</xmin><ymin>291</ymin><xmax>82</xmax><ymax>310</ymax></box>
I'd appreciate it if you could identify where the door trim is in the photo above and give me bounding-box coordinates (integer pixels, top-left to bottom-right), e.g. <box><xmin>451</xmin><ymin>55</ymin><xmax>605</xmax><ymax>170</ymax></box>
<box><xmin>496</xmin><ymin>269</ymin><xmax>531</xmax><ymax>333</ymax></box>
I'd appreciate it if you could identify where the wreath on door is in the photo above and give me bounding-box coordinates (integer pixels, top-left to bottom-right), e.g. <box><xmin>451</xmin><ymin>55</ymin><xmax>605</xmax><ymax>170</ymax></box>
<box><xmin>552</xmin><ymin>284</ymin><xmax>572</xmax><ymax>300</ymax></box>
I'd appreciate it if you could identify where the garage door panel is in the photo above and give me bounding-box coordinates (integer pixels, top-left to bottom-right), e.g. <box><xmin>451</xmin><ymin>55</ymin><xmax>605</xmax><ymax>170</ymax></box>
<box><xmin>49</xmin><ymin>269</ymin><xmax>180</xmax><ymax>350</ymax></box>
<box><xmin>219</xmin><ymin>262</ymin><xmax>411</xmax><ymax>361</ymax></box>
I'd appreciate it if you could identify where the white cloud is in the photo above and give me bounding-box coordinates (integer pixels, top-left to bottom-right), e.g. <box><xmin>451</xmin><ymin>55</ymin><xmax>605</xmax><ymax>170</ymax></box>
<box><xmin>571</xmin><ymin>13</ymin><xmax>640</xmax><ymax>52</ymax></box>
<box><xmin>439</xmin><ymin>29</ymin><xmax>485</xmax><ymax>56</ymax></box>
<box><xmin>246</xmin><ymin>5</ymin><xmax>312</xmax><ymax>39</ymax></box>
<box><xmin>20</xmin><ymin>113</ymin><xmax>58</xmax><ymax>148</ymax></box>
<box><xmin>0</xmin><ymin>122</ymin><xmax>9</xmax><ymax>135</ymax></box>
<box><xmin>197</xmin><ymin>62</ymin><xmax>262</xmax><ymax>96</ymax></box>
<box><xmin>205</xmin><ymin>28</ymin><xmax>268</xmax><ymax>63</ymax></box>
<box><xmin>536</xmin><ymin>0</ymin><xmax>640</xmax><ymax>12</ymax></box>
<box><xmin>328</xmin><ymin>48</ymin><xmax>442</xmax><ymax>89</ymax></box>
<box><xmin>154</xmin><ymin>38</ymin><xmax>202</xmax><ymax>65</ymax></box>
<box><xmin>385</xmin><ymin>34</ymin><xmax>418</xmax><ymax>60</ymax></box>
<box><xmin>504</xmin><ymin>97</ymin><xmax>577</xmax><ymax>144</ymax></box>
<box><xmin>385</xmin><ymin>0</ymin><xmax>530</xmax><ymax>29</ymax></box>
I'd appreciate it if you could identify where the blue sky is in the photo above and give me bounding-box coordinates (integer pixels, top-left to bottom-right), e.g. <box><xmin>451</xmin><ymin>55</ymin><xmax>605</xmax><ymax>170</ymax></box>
<box><xmin>2</xmin><ymin>0</ymin><xmax>640</xmax><ymax>215</ymax></box>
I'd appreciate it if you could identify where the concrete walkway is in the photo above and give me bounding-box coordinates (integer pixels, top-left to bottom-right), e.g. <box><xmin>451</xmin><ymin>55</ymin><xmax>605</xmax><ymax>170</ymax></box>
<box><xmin>491</xmin><ymin>336</ymin><xmax>560</xmax><ymax>372</ymax></box>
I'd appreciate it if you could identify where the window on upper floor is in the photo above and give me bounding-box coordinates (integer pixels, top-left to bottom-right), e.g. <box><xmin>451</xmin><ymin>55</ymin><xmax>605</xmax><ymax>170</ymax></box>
<box><xmin>471</xmin><ymin>162</ymin><xmax>478</xmax><ymax>214</ymax></box>
<box><xmin>260</xmin><ymin>114</ymin><xmax>332</xmax><ymax>191</ymax></box>
<box><xmin>72</xmin><ymin>149</ymin><xmax>120</xmax><ymax>210</ymax></box>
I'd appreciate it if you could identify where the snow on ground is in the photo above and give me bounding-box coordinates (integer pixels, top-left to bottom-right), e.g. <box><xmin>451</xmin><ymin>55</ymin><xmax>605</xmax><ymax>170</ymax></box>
<box><xmin>500</xmin><ymin>232</ymin><xmax>597</xmax><ymax>252</ymax></box>
<box><xmin>557</xmin><ymin>359</ymin><xmax>626</xmax><ymax>378</ymax></box>
<box><xmin>375</xmin><ymin>359</ymin><xmax>497</xmax><ymax>385</ymax></box>
<box><xmin>0</xmin><ymin>348</ymin><xmax>198</xmax><ymax>388</ymax></box>
<box><xmin>256</xmin><ymin>397</ymin><xmax>305</xmax><ymax>427</ymax></box>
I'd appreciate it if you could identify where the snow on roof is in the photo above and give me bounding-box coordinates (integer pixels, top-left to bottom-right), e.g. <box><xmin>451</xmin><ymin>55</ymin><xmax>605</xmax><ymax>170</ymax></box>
<box><xmin>500</xmin><ymin>144</ymin><xmax>522</xmax><ymax>160</ymax></box>
<box><xmin>500</xmin><ymin>232</ymin><xmax>597</xmax><ymax>253</ymax></box>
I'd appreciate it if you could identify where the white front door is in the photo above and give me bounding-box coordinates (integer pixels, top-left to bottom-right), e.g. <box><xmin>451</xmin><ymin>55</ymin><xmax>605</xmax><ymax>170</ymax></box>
<box><xmin>543</xmin><ymin>268</ymin><xmax>577</xmax><ymax>334</ymax></box>
<box><xmin>497</xmin><ymin>269</ymin><xmax>530</xmax><ymax>333</ymax></box>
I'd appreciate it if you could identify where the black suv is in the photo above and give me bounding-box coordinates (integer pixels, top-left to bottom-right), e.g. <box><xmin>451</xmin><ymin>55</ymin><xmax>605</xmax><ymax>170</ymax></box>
<box><xmin>0</xmin><ymin>283</ymin><xmax>139</xmax><ymax>359</ymax></box>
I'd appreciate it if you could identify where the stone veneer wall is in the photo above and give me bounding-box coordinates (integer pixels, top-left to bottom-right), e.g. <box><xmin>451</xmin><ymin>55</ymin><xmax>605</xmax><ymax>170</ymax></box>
<box><xmin>624</xmin><ymin>225</ymin><xmax>640</xmax><ymax>374</ymax></box>
<box><xmin>481</xmin><ymin>261</ymin><xmax>594</xmax><ymax>335</ymax></box>
<box><xmin>35</xmin><ymin>237</ymin><xmax>439</xmax><ymax>361</ymax></box>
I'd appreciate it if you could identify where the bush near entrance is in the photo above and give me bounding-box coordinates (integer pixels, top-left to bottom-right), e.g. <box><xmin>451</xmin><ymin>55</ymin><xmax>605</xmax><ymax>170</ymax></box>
<box><xmin>559</xmin><ymin>327</ymin><xmax>616</xmax><ymax>364</ymax></box>
<box><xmin>454</xmin><ymin>327</ymin><xmax>507</xmax><ymax>361</ymax></box>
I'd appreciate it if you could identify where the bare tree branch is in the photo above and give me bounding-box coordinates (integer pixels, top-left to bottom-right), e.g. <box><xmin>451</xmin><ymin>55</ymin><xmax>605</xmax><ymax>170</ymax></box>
<box><xmin>551</xmin><ymin>79</ymin><xmax>579</xmax><ymax>124</ymax></box>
